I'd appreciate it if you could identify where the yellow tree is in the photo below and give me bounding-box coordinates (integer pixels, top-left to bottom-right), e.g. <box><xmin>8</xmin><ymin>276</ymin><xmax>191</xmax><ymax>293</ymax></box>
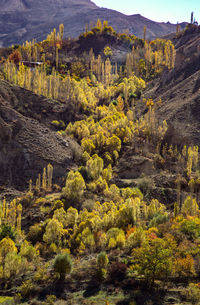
<box><xmin>62</xmin><ymin>171</ymin><xmax>86</xmax><ymax>203</ymax></box>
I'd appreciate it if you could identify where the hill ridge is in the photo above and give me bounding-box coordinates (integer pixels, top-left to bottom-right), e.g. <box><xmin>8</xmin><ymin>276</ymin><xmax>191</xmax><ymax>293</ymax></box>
<box><xmin>0</xmin><ymin>0</ymin><xmax>187</xmax><ymax>47</ymax></box>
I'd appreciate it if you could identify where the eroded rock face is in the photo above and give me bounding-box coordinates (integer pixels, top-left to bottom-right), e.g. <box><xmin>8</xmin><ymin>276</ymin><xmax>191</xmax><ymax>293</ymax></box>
<box><xmin>116</xmin><ymin>155</ymin><xmax>155</xmax><ymax>180</ymax></box>
<box><xmin>0</xmin><ymin>80</ymin><xmax>78</xmax><ymax>193</ymax></box>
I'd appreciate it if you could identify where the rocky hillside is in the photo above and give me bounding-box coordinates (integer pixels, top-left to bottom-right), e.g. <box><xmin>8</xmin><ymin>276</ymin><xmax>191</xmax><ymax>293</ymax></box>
<box><xmin>0</xmin><ymin>0</ymin><xmax>187</xmax><ymax>47</ymax></box>
<box><xmin>144</xmin><ymin>25</ymin><xmax>200</xmax><ymax>147</ymax></box>
<box><xmin>0</xmin><ymin>79</ymin><xmax>79</xmax><ymax>198</ymax></box>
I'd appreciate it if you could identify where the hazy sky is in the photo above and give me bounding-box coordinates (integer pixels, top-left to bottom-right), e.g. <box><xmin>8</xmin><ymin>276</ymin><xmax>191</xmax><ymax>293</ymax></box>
<box><xmin>93</xmin><ymin>0</ymin><xmax>200</xmax><ymax>24</ymax></box>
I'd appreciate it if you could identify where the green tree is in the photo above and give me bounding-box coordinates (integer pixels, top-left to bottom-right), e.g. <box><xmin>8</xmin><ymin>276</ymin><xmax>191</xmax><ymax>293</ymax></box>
<box><xmin>132</xmin><ymin>238</ymin><xmax>173</xmax><ymax>287</ymax></box>
<box><xmin>53</xmin><ymin>253</ymin><xmax>72</xmax><ymax>281</ymax></box>
<box><xmin>97</xmin><ymin>252</ymin><xmax>109</xmax><ymax>269</ymax></box>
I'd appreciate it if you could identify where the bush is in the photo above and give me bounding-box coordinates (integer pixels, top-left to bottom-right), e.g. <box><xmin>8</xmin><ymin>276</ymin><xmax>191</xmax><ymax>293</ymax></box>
<box><xmin>109</xmin><ymin>261</ymin><xmax>127</xmax><ymax>281</ymax></box>
<box><xmin>149</xmin><ymin>213</ymin><xmax>168</xmax><ymax>228</ymax></box>
<box><xmin>27</xmin><ymin>223</ymin><xmax>44</xmax><ymax>245</ymax></box>
<box><xmin>96</xmin><ymin>268</ymin><xmax>107</xmax><ymax>281</ymax></box>
<box><xmin>0</xmin><ymin>224</ymin><xmax>16</xmax><ymax>241</ymax></box>
<box><xmin>51</xmin><ymin>120</ymin><xmax>65</xmax><ymax>130</ymax></box>
<box><xmin>183</xmin><ymin>283</ymin><xmax>200</xmax><ymax>304</ymax></box>
<box><xmin>137</xmin><ymin>175</ymin><xmax>154</xmax><ymax>195</ymax></box>
<box><xmin>97</xmin><ymin>252</ymin><xmax>109</xmax><ymax>269</ymax></box>
<box><xmin>53</xmin><ymin>253</ymin><xmax>73</xmax><ymax>280</ymax></box>
<box><xmin>180</xmin><ymin>218</ymin><xmax>200</xmax><ymax>240</ymax></box>
<box><xmin>19</xmin><ymin>279</ymin><xmax>36</xmax><ymax>298</ymax></box>
<box><xmin>78</xmin><ymin>166</ymin><xmax>92</xmax><ymax>182</ymax></box>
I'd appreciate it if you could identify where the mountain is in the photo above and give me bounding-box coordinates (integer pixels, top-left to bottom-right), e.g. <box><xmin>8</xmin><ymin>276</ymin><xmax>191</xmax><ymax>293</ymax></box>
<box><xmin>0</xmin><ymin>0</ymin><xmax>187</xmax><ymax>47</ymax></box>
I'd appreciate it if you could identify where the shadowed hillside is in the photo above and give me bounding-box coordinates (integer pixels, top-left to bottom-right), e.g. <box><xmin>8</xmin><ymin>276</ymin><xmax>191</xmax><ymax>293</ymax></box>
<box><xmin>0</xmin><ymin>79</ymin><xmax>79</xmax><ymax>198</ymax></box>
<box><xmin>144</xmin><ymin>25</ymin><xmax>200</xmax><ymax>147</ymax></box>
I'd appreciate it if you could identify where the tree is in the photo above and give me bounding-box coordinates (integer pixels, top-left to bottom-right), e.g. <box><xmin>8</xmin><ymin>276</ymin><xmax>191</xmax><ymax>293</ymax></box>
<box><xmin>104</xmin><ymin>46</ymin><xmax>112</xmax><ymax>57</ymax></box>
<box><xmin>8</xmin><ymin>50</ymin><xmax>22</xmax><ymax>64</ymax></box>
<box><xmin>132</xmin><ymin>238</ymin><xmax>173</xmax><ymax>286</ymax></box>
<box><xmin>86</xmin><ymin>154</ymin><xmax>104</xmax><ymax>180</ymax></box>
<box><xmin>97</xmin><ymin>252</ymin><xmax>109</xmax><ymax>281</ymax></box>
<box><xmin>53</xmin><ymin>253</ymin><xmax>72</xmax><ymax>281</ymax></box>
<box><xmin>43</xmin><ymin>219</ymin><xmax>63</xmax><ymax>246</ymax></box>
<box><xmin>96</xmin><ymin>19</ymin><xmax>102</xmax><ymax>31</ymax></box>
<box><xmin>59</xmin><ymin>24</ymin><xmax>64</xmax><ymax>41</ymax></box>
<box><xmin>173</xmin><ymin>254</ymin><xmax>196</xmax><ymax>278</ymax></box>
<box><xmin>97</xmin><ymin>252</ymin><xmax>109</xmax><ymax>269</ymax></box>
<box><xmin>0</xmin><ymin>237</ymin><xmax>17</xmax><ymax>263</ymax></box>
<box><xmin>62</xmin><ymin>171</ymin><xmax>86</xmax><ymax>203</ymax></box>
<box><xmin>42</xmin><ymin>167</ymin><xmax>47</xmax><ymax>191</ymax></box>
<box><xmin>143</xmin><ymin>26</ymin><xmax>146</xmax><ymax>42</ymax></box>
<box><xmin>47</xmin><ymin>163</ymin><xmax>53</xmax><ymax>191</ymax></box>
<box><xmin>191</xmin><ymin>12</ymin><xmax>194</xmax><ymax>24</ymax></box>
<box><xmin>0</xmin><ymin>224</ymin><xmax>16</xmax><ymax>241</ymax></box>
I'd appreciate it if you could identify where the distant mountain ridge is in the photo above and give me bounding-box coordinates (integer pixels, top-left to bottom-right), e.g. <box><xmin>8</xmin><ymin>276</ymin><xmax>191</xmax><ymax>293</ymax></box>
<box><xmin>0</xmin><ymin>0</ymin><xmax>187</xmax><ymax>47</ymax></box>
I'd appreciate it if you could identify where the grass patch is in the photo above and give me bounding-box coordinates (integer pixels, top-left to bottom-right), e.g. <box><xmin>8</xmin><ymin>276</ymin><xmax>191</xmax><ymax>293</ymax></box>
<box><xmin>0</xmin><ymin>297</ymin><xmax>14</xmax><ymax>305</ymax></box>
<box><xmin>70</xmin><ymin>290</ymin><xmax>126</xmax><ymax>305</ymax></box>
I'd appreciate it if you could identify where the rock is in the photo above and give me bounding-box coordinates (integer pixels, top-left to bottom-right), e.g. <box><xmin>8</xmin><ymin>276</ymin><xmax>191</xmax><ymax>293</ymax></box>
<box><xmin>116</xmin><ymin>155</ymin><xmax>155</xmax><ymax>179</ymax></box>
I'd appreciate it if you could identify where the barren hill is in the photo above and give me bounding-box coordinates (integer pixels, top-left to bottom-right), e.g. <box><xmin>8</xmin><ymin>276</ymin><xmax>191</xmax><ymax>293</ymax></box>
<box><xmin>144</xmin><ymin>25</ymin><xmax>200</xmax><ymax>147</ymax></box>
<box><xmin>0</xmin><ymin>0</ymin><xmax>187</xmax><ymax>47</ymax></box>
<box><xmin>0</xmin><ymin>79</ymin><xmax>79</xmax><ymax>198</ymax></box>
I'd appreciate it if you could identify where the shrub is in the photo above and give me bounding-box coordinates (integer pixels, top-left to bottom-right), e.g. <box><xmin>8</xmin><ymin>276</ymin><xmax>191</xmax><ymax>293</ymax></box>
<box><xmin>19</xmin><ymin>279</ymin><xmax>36</xmax><ymax>298</ymax></box>
<box><xmin>51</xmin><ymin>120</ymin><xmax>65</xmax><ymax>130</ymax></box>
<box><xmin>0</xmin><ymin>224</ymin><xmax>16</xmax><ymax>241</ymax></box>
<box><xmin>137</xmin><ymin>175</ymin><xmax>154</xmax><ymax>195</ymax></box>
<box><xmin>109</xmin><ymin>261</ymin><xmax>127</xmax><ymax>281</ymax></box>
<box><xmin>53</xmin><ymin>200</ymin><xmax>64</xmax><ymax>210</ymax></box>
<box><xmin>3</xmin><ymin>252</ymin><xmax>27</xmax><ymax>279</ymax></box>
<box><xmin>183</xmin><ymin>283</ymin><xmax>200</xmax><ymax>304</ymax></box>
<box><xmin>53</xmin><ymin>253</ymin><xmax>73</xmax><ymax>280</ymax></box>
<box><xmin>97</xmin><ymin>252</ymin><xmax>109</xmax><ymax>269</ymax></box>
<box><xmin>27</xmin><ymin>223</ymin><xmax>44</xmax><ymax>245</ymax></box>
<box><xmin>96</xmin><ymin>268</ymin><xmax>107</xmax><ymax>281</ymax></box>
<box><xmin>149</xmin><ymin>213</ymin><xmax>168</xmax><ymax>228</ymax></box>
<box><xmin>78</xmin><ymin>166</ymin><xmax>92</xmax><ymax>182</ymax></box>
<box><xmin>180</xmin><ymin>218</ymin><xmax>200</xmax><ymax>240</ymax></box>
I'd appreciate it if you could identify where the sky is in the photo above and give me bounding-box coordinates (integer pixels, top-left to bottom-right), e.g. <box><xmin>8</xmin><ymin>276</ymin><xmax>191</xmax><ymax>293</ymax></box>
<box><xmin>93</xmin><ymin>0</ymin><xmax>200</xmax><ymax>24</ymax></box>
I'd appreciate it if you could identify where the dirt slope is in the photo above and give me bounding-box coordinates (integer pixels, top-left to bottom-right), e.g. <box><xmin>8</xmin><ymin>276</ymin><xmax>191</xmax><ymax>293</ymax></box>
<box><xmin>0</xmin><ymin>80</ymin><xmax>79</xmax><ymax>197</ymax></box>
<box><xmin>145</xmin><ymin>25</ymin><xmax>200</xmax><ymax>147</ymax></box>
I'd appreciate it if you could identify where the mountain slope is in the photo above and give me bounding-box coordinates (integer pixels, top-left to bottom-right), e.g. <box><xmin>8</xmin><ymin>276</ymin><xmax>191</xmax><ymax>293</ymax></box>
<box><xmin>0</xmin><ymin>0</ymin><xmax>186</xmax><ymax>47</ymax></box>
<box><xmin>144</xmin><ymin>25</ymin><xmax>200</xmax><ymax>147</ymax></box>
<box><xmin>0</xmin><ymin>79</ymin><xmax>79</xmax><ymax>197</ymax></box>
